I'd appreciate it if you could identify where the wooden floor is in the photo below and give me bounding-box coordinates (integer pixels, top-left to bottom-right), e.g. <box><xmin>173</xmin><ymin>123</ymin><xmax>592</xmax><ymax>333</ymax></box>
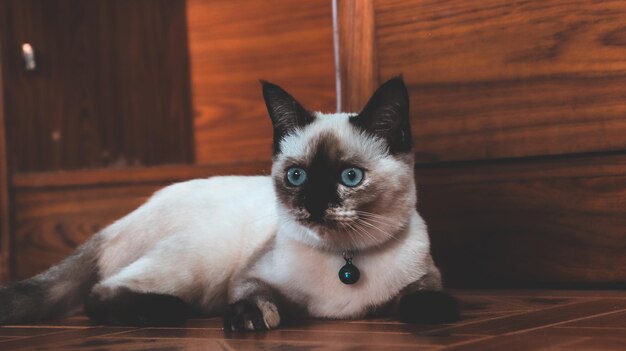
<box><xmin>0</xmin><ymin>290</ymin><xmax>625</xmax><ymax>350</ymax></box>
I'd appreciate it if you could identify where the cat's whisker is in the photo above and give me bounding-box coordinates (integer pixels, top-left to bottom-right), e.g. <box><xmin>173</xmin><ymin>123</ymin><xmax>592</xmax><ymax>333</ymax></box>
<box><xmin>355</xmin><ymin>211</ymin><xmax>395</xmax><ymax>224</ymax></box>
<box><xmin>355</xmin><ymin>210</ymin><xmax>387</xmax><ymax>216</ymax></box>
<box><xmin>352</xmin><ymin>222</ymin><xmax>382</xmax><ymax>244</ymax></box>
<box><xmin>356</xmin><ymin>217</ymin><xmax>402</xmax><ymax>237</ymax></box>
<box><xmin>355</xmin><ymin>216</ymin><xmax>395</xmax><ymax>227</ymax></box>
<box><xmin>350</xmin><ymin>223</ymin><xmax>378</xmax><ymax>247</ymax></box>
<box><xmin>345</xmin><ymin>222</ymin><xmax>367</xmax><ymax>246</ymax></box>
<box><xmin>356</xmin><ymin>216</ymin><xmax>395</xmax><ymax>228</ymax></box>
<box><xmin>348</xmin><ymin>220</ymin><xmax>377</xmax><ymax>243</ymax></box>
<box><xmin>358</xmin><ymin>219</ymin><xmax>401</xmax><ymax>243</ymax></box>
<box><xmin>345</xmin><ymin>223</ymin><xmax>366</xmax><ymax>244</ymax></box>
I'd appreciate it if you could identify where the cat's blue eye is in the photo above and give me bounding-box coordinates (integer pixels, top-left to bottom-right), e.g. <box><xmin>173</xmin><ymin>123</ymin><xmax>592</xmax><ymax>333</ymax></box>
<box><xmin>286</xmin><ymin>167</ymin><xmax>307</xmax><ymax>186</ymax></box>
<box><xmin>340</xmin><ymin>167</ymin><xmax>364</xmax><ymax>187</ymax></box>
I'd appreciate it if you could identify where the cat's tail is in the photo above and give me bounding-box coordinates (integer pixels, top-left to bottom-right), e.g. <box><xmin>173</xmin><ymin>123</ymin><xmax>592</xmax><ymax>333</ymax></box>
<box><xmin>0</xmin><ymin>234</ymin><xmax>102</xmax><ymax>324</ymax></box>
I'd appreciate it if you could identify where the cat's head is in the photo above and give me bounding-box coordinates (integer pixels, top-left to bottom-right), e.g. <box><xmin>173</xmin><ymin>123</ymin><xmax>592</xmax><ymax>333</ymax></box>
<box><xmin>263</xmin><ymin>77</ymin><xmax>416</xmax><ymax>251</ymax></box>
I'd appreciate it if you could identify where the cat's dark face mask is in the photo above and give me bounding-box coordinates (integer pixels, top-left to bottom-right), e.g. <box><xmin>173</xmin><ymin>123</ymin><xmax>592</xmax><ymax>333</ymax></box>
<box><xmin>263</xmin><ymin>78</ymin><xmax>415</xmax><ymax>249</ymax></box>
<box><xmin>286</xmin><ymin>134</ymin><xmax>345</xmax><ymax>225</ymax></box>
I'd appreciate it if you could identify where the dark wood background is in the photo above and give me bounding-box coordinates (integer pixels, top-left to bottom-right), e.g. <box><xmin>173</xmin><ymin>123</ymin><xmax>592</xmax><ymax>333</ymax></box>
<box><xmin>417</xmin><ymin>154</ymin><xmax>626</xmax><ymax>287</ymax></box>
<box><xmin>1</xmin><ymin>0</ymin><xmax>625</xmax><ymax>287</ymax></box>
<box><xmin>1</xmin><ymin>0</ymin><xmax>194</xmax><ymax>173</ymax></box>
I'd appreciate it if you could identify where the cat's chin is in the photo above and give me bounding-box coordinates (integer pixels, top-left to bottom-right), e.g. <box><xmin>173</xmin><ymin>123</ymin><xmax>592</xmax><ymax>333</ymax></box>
<box><xmin>281</xmin><ymin>217</ymin><xmax>390</xmax><ymax>252</ymax></box>
<box><xmin>277</xmin><ymin>206</ymin><xmax>397</xmax><ymax>251</ymax></box>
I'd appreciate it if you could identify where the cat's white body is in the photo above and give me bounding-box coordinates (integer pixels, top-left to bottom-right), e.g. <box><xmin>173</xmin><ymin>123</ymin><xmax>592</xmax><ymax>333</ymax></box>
<box><xmin>96</xmin><ymin>176</ymin><xmax>279</xmax><ymax>314</ymax></box>
<box><xmin>95</xmin><ymin>175</ymin><xmax>431</xmax><ymax>319</ymax></box>
<box><xmin>249</xmin><ymin>211</ymin><xmax>430</xmax><ymax>318</ymax></box>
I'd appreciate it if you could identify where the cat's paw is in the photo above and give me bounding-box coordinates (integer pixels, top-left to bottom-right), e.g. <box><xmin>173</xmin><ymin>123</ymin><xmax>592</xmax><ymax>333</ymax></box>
<box><xmin>223</xmin><ymin>298</ymin><xmax>280</xmax><ymax>331</ymax></box>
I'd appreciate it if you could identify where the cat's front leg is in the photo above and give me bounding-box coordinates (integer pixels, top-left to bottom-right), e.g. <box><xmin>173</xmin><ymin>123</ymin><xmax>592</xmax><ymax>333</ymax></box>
<box><xmin>224</xmin><ymin>279</ymin><xmax>284</xmax><ymax>332</ymax></box>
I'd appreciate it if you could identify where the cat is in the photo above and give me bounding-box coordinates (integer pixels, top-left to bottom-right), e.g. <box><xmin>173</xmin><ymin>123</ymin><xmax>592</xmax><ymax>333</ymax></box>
<box><xmin>0</xmin><ymin>77</ymin><xmax>459</xmax><ymax>330</ymax></box>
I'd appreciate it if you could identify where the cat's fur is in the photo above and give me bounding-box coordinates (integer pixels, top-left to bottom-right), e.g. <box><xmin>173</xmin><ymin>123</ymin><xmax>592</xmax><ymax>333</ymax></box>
<box><xmin>0</xmin><ymin>77</ymin><xmax>458</xmax><ymax>329</ymax></box>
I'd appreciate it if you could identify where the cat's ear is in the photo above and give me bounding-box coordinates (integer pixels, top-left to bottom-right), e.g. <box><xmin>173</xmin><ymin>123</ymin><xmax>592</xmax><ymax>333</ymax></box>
<box><xmin>261</xmin><ymin>81</ymin><xmax>314</xmax><ymax>155</ymax></box>
<box><xmin>350</xmin><ymin>77</ymin><xmax>412</xmax><ymax>154</ymax></box>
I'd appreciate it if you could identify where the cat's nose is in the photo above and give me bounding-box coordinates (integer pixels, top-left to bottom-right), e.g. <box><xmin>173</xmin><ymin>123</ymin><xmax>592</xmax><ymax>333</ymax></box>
<box><xmin>305</xmin><ymin>203</ymin><xmax>328</xmax><ymax>222</ymax></box>
<box><xmin>302</xmin><ymin>183</ymin><xmax>340</xmax><ymax>223</ymax></box>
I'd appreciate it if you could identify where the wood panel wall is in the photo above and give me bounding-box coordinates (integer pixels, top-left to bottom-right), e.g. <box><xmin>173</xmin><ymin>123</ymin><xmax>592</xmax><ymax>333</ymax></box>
<box><xmin>417</xmin><ymin>154</ymin><xmax>626</xmax><ymax>287</ymax></box>
<box><xmin>337</xmin><ymin>0</ymin><xmax>626</xmax><ymax>286</ymax></box>
<box><xmin>187</xmin><ymin>0</ymin><xmax>336</xmax><ymax>164</ymax></box>
<box><xmin>374</xmin><ymin>0</ymin><xmax>626</xmax><ymax>164</ymax></box>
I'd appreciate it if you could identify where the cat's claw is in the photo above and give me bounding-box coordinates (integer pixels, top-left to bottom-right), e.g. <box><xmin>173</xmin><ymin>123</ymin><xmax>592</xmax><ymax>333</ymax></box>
<box><xmin>223</xmin><ymin>299</ymin><xmax>280</xmax><ymax>332</ymax></box>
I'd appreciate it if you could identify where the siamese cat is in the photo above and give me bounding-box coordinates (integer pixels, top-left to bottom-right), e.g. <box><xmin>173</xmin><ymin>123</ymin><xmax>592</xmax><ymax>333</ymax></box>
<box><xmin>0</xmin><ymin>77</ymin><xmax>458</xmax><ymax>330</ymax></box>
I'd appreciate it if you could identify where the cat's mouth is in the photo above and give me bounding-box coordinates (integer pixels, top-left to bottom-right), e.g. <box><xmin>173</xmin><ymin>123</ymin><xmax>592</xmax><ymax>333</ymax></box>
<box><xmin>288</xmin><ymin>210</ymin><xmax>400</xmax><ymax>250</ymax></box>
<box><xmin>294</xmin><ymin>208</ymin><xmax>358</xmax><ymax>228</ymax></box>
<box><xmin>300</xmin><ymin>219</ymin><xmax>357</xmax><ymax>244</ymax></box>
<box><xmin>286</xmin><ymin>205</ymin><xmax>399</xmax><ymax>247</ymax></box>
<box><xmin>296</xmin><ymin>210</ymin><xmax>375</xmax><ymax>237</ymax></box>
<box><xmin>301</xmin><ymin>217</ymin><xmax>352</xmax><ymax>230</ymax></box>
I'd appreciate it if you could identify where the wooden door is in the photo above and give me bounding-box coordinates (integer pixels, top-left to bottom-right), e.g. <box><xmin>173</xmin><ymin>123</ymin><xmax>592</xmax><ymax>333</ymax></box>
<box><xmin>0</xmin><ymin>0</ymin><xmax>194</xmax><ymax>173</ymax></box>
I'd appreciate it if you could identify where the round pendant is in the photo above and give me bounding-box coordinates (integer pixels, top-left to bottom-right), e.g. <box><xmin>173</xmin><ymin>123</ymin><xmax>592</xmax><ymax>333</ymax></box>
<box><xmin>338</xmin><ymin>258</ymin><xmax>360</xmax><ymax>285</ymax></box>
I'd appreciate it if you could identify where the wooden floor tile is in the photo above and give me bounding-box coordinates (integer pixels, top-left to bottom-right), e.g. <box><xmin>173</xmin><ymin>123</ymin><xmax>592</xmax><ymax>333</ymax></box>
<box><xmin>551</xmin><ymin>326</ymin><xmax>626</xmax><ymax>338</ymax></box>
<box><xmin>17</xmin><ymin>315</ymin><xmax>94</xmax><ymax>328</ymax></box>
<box><xmin>560</xmin><ymin>310</ymin><xmax>626</xmax><ymax>328</ymax></box>
<box><xmin>456</xmin><ymin>294</ymin><xmax>582</xmax><ymax>315</ymax></box>
<box><xmin>0</xmin><ymin>327</ymin><xmax>141</xmax><ymax>351</ymax></box>
<box><xmin>52</xmin><ymin>336</ymin><xmax>441</xmax><ymax>351</ymax></box>
<box><xmin>0</xmin><ymin>327</ymin><xmax>78</xmax><ymax>337</ymax></box>
<box><xmin>556</xmin><ymin>338</ymin><xmax>626</xmax><ymax>351</ymax></box>
<box><xmin>1</xmin><ymin>290</ymin><xmax>624</xmax><ymax>350</ymax></box>
<box><xmin>113</xmin><ymin>327</ymin><xmax>481</xmax><ymax>347</ymax></box>
<box><xmin>442</xmin><ymin>328</ymin><xmax>594</xmax><ymax>351</ymax></box>
<box><xmin>428</xmin><ymin>298</ymin><xmax>626</xmax><ymax>336</ymax></box>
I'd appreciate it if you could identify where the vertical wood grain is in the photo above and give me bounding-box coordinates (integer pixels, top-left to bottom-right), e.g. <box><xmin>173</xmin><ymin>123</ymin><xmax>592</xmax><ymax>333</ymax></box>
<box><xmin>337</xmin><ymin>0</ymin><xmax>379</xmax><ymax>112</ymax></box>
<box><xmin>187</xmin><ymin>0</ymin><xmax>336</xmax><ymax>164</ymax></box>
